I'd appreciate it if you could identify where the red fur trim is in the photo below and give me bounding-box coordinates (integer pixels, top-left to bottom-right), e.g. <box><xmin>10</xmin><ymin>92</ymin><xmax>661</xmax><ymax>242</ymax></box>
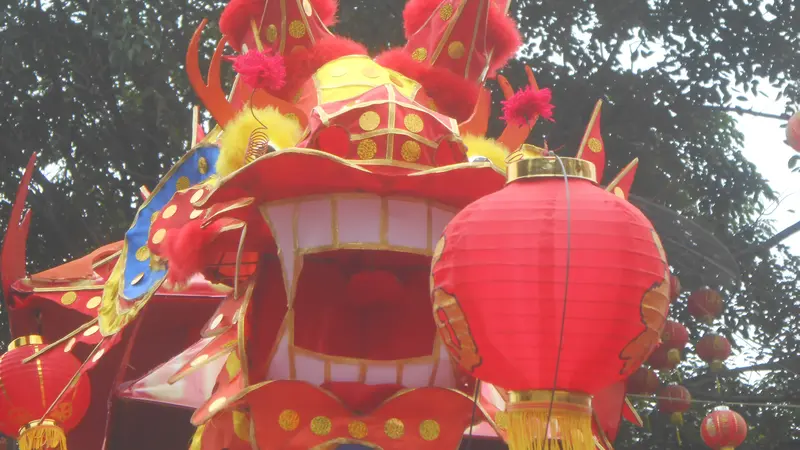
<box><xmin>310</xmin><ymin>0</ymin><xmax>339</xmax><ymax>26</ymax></box>
<box><xmin>219</xmin><ymin>0</ymin><xmax>263</xmax><ymax>51</ymax></box>
<box><xmin>162</xmin><ymin>220</ymin><xmax>225</xmax><ymax>285</ymax></box>
<box><xmin>501</xmin><ymin>86</ymin><xmax>554</xmax><ymax>126</ymax></box>
<box><xmin>282</xmin><ymin>36</ymin><xmax>369</xmax><ymax>99</ymax></box>
<box><xmin>418</xmin><ymin>67</ymin><xmax>480</xmax><ymax>122</ymax></box>
<box><xmin>375</xmin><ymin>48</ymin><xmax>429</xmax><ymax>82</ymax></box>
<box><xmin>403</xmin><ymin>0</ymin><xmax>441</xmax><ymax>39</ymax></box>
<box><xmin>226</xmin><ymin>49</ymin><xmax>287</xmax><ymax>93</ymax></box>
<box><xmin>486</xmin><ymin>4</ymin><xmax>522</xmax><ymax>75</ymax></box>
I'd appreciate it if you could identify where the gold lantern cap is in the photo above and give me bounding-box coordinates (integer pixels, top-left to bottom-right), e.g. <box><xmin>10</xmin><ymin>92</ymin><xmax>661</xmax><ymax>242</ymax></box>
<box><xmin>506</xmin><ymin>154</ymin><xmax>597</xmax><ymax>184</ymax></box>
<box><xmin>8</xmin><ymin>335</ymin><xmax>44</xmax><ymax>351</ymax></box>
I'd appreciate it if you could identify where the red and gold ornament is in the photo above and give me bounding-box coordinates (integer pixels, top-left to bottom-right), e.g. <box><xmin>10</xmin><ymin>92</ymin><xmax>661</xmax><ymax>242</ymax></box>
<box><xmin>688</xmin><ymin>287</ymin><xmax>724</xmax><ymax>323</ymax></box>
<box><xmin>430</xmin><ymin>156</ymin><xmax>670</xmax><ymax>450</ymax></box>
<box><xmin>700</xmin><ymin>406</ymin><xmax>747</xmax><ymax>449</ymax></box>
<box><xmin>660</xmin><ymin>319</ymin><xmax>689</xmax><ymax>365</ymax></box>
<box><xmin>696</xmin><ymin>333</ymin><xmax>732</xmax><ymax>372</ymax></box>
<box><xmin>626</xmin><ymin>367</ymin><xmax>660</xmax><ymax>395</ymax></box>
<box><xmin>647</xmin><ymin>344</ymin><xmax>679</xmax><ymax>371</ymax></box>
<box><xmin>658</xmin><ymin>384</ymin><xmax>692</xmax><ymax>426</ymax></box>
<box><xmin>0</xmin><ymin>336</ymin><xmax>91</xmax><ymax>450</ymax></box>
<box><xmin>786</xmin><ymin>111</ymin><xmax>800</xmax><ymax>152</ymax></box>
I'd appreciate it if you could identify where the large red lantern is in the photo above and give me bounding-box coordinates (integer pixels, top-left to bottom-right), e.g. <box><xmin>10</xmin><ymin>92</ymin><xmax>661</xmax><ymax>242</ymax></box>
<box><xmin>696</xmin><ymin>333</ymin><xmax>732</xmax><ymax>372</ymax></box>
<box><xmin>626</xmin><ymin>367</ymin><xmax>660</xmax><ymax>395</ymax></box>
<box><xmin>661</xmin><ymin>320</ymin><xmax>689</xmax><ymax>365</ymax></box>
<box><xmin>787</xmin><ymin>111</ymin><xmax>800</xmax><ymax>152</ymax></box>
<box><xmin>647</xmin><ymin>344</ymin><xmax>679</xmax><ymax>371</ymax></box>
<box><xmin>688</xmin><ymin>288</ymin><xmax>724</xmax><ymax>323</ymax></box>
<box><xmin>0</xmin><ymin>336</ymin><xmax>91</xmax><ymax>450</ymax></box>
<box><xmin>431</xmin><ymin>156</ymin><xmax>670</xmax><ymax>450</ymax></box>
<box><xmin>658</xmin><ymin>384</ymin><xmax>692</xmax><ymax>426</ymax></box>
<box><xmin>700</xmin><ymin>406</ymin><xmax>747</xmax><ymax>449</ymax></box>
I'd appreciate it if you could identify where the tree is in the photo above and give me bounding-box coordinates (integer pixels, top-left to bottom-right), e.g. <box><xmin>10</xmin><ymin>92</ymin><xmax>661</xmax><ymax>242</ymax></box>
<box><xmin>1</xmin><ymin>0</ymin><xmax>798</xmax><ymax>448</ymax></box>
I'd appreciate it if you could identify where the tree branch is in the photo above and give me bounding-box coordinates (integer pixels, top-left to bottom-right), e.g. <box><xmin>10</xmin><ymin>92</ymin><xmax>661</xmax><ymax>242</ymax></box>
<box><xmin>736</xmin><ymin>218</ymin><xmax>800</xmax><ymax>256</ymax></box>
<box><xmin>705</xmin><ymin>105</ymin><xmax>790</xmax><ymax>121</ymax></box>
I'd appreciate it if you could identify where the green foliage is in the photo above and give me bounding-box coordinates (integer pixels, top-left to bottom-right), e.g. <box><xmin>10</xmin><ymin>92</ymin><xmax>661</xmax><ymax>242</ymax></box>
<box><xmin>1</xmin><ymin>0</ymin><xmax>799</xmax><ymax>448</ymax></box>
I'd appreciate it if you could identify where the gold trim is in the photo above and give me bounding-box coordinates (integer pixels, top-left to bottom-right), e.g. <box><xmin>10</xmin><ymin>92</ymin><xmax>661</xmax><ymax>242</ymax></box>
<box><xmin>507</xmin><ymin>390</ymin><xmax>592</xmax><ymax>413</ymax></box>
<box><xmin>19</xmin><ymin>419</ymin><xmax>58</xmax><ymax>434</ymax></box>
<box><xmin>8</xmin><ymin>335</ymin><xmax>44</xmax><ymax>351</ymax></box>
<box><xmin>507</xmin><ymin>156</ymin><xmax>597</xmax><ymax>183</ymax></box>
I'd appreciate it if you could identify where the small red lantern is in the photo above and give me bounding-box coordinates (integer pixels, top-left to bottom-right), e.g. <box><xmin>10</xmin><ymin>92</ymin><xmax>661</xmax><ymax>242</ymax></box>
<box><xmin>431</xmin><ymin>156</ymin><xmax>670</xmax><ymax>450</ymax></box>
<box><xmin>658</xmin><ymin>384</ymin><xmax>692</xmax><ymax>426</ymax></box>
<box><xmin>688</xmin><ymin>287</ymin><xmax>724</xmax><ymax>323</ymax></box>
<box><xmin>626</xmin><ymin>367</ymin><xmax>660</xmax><ymax>395</ymax></box>
<box><xmin>700</xmin><ymin>406</ymin><xmax>747</xmax><ymax>449</ymax></box>
<box><xmin>0</xmin><ymin>336</ymin><xmax>91</xmax><ymax>450</ymax></box>
<box><xmin>661</xmin><ymin>320</ymin><xmax>689</xmax><ymax>365</ymax></box>
<box><xmin>669</xmin><ymin>273</ymin><xmax>681</xmax><ymax>302</ymax></box>
<box><xmin>696</xmin><ymin>334</ymin><xmax>732</xmax><ymax>372</ymax></box>
<box><xmin>787</xmin><ymin>111</ymin><xmax>800</xmax><ymax>152</ymax></box>
<box><xmin>647</xmin><ymin>345</ymin><xmax>679</xmax><ymax>371</ymax></box>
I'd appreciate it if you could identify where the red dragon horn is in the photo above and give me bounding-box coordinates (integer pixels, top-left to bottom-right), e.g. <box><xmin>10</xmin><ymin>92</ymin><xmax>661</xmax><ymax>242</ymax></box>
<box><xmin>2</xmin><ymin>153</ymin><xmax>36</xmax><ymax>303</ymax></box>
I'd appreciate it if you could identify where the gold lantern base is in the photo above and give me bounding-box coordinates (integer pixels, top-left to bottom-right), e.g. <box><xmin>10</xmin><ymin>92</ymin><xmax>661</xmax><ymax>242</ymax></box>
<box><xmin>8</xmin><ymin>335</ymin><xmax>44</xmax><ymax>351</ymax></box>
<box><xmin>506</xmin><ymin>156</ymin><xmax>597</xmax><ymax>184</ymax></box>
<box><xmin>505</xmin><ymin>390</ymin><xmax>594</xmax><ymax>450</ymax></box>
<box><xmin>18</xmin><ymin>419</ymin><xmax>68</xmax><ymax>450</ymax></box>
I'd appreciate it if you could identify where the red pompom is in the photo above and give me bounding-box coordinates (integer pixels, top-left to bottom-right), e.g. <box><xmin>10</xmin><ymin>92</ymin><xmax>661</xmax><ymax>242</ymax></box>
<box><xmin>219</xmin><ymin>0</ymin><xmax>264</xmax><ymax>51</ymax></box>
<box><xmin>402</xmin><ymin>0</ymin><xmax>440</xmax><ymax>39</ymax></box>
<box><xmin>310</xmin><ymin>0</ymin><xmax>339</xmax><ymax>26</ymax></box>
<box><xmin>162</xmin><ymin>220</ymin><xmax>225</xmax><ymax>285</ymax></box>
<box><xmin>282</xmin><ymin>35</ymin><xmax>369</xmax><ymax>98</ymax></box>
<box><xmin>375</xmin><ymin>48</ymin><xmax>429</xmax><ymax>81</ymax></box>
<box><xmin>501</xmin><ymin>86</ymin><xmax>555</xmax><ymax>126</ymax></box>
<box><xmin>227</xmin><ymin>49</ymin><xmax>287</xmax><ymax>93</ymax></box>
<box><xmin>418</xmin><ymin>67</ymin><xmax>480</xmax><ymax>122</ymax></box>
<box><xmin>486</xmin><ymin>4</ymin><xmax>522</xmax><ymax>76</ymax></box>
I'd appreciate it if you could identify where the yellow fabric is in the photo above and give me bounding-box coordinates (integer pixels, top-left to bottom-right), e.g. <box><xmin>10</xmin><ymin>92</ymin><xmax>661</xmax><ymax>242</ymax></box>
<box><xmin>506</xmin><ymin>408</ymin><xmax>594</xmax><ymax>450</ymax></box>
<box><xmin>463</xmin><ymin>134</ymin><xmax>511</xmax><ymax>171</ymax></box>
<box><xmin>316</xmin><ymin>55</ymin><xmax>423</xmax><ymax>104</ymax></box>
<box><xmin>189</xmin><ymin>424</ymin><xmax>205</xmax><ymax>450</ymax></box>
<box><xmin>18</xmin><ymin>424</ymin><xmax>68</xmax><ymax>450</ymax></box>
<box><xmin>217</xmin><ymin>106</ymin><xmax>304</xmax><ymax>177</ymax></box>
<box><xmin>232</xmin><ymin>411</ymin><xmax>251</xmax><ymax>441</ymax></box>
<box><xmin>225</xmin><ymin>352</ymin><xmax>241</xmax><ymax>379</ymax></box>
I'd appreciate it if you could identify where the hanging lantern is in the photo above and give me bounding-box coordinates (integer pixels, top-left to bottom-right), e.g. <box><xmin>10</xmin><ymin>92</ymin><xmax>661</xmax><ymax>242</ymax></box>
<box><xmin>700</xmin><ymin>406</ymin><xmax>747</xmax><ymax>449</ymax></box>
<box><xmin>647</xmin><ymin>344</ymin><xmax>679</xmax><ymax>371</ymax></box>
<box><xmin>787</xmin><ymin>111</ymin><xmax>800</xmax><ymax>152</ymax></box>
<box><xmin>626</xmin><ymin>367</ymin><xmax>660</xmax><ymax>395</ymax></box>
<box><xmin>657</xmin><ymin>384</ymin><xmax>691</xmax><ymax>426</ymax></box>
<box><xmin>669</xmin><ymin>273</ymin><xmax>681</xmax><ymax>302</ymax></box>
<box><xmin>431</xmin><ymin>156</ymin><xmax>670</xmax><ymax>450</ymax></box>
<box><xmin>696</xmin><ymin>334</ymin><xmax>732</xmax><ymax>372</ymax></box>
<box><xmin>660</xmin><ymin>320</ymin><xmax>689</xmax><ymax>365</ymax></box>
<box><xmin>0</xmin><ymin>336</ymin><xmax>91</xmax><ymax>450</ymax></box>
<box><xmin>688</xmin><ymin>287</ymin><xmax>724</xmax><ymax>323</ymax></box>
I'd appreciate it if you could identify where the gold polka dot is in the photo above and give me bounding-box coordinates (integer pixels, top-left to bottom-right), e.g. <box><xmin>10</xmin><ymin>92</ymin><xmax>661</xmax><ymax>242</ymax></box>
<box><xmin>448</xmin><ymin>41</ymin><xmax>465</xmax><ymax>59</ymax></box>
<box><xmin>362</xmin><ymin>66</ymin><xmax>382</xmax><ymax>78</ymax></box>
<box><xmin>92</xmin><ymin>348</ymin><xmax>105</xmax><ymax>363</ymax></box>
<box><xmin>209</xmin><ymin>314</ymin><xmax>224</xmax><ymax>330</ymax></box>
<box><xmin>330</xmin><ymin>66</ymin><xmax>348</xmax><ymax>78</ymax></box>
<box><xmin>348</xmin><ymin>420</ymin><xmax>368</xmax><ymax>439</ymax></box>
<box><xmin>440</xmin><ymin>3</ymin><xmax>454</xmax><ymax>21</ymax></box>
<box><xmin>359</xmin><ymin>111</ymin><xmax>380</xmax><ymax>131</ymax></box>
<box><xmin>588</xmin><ymin>137</ymin><xmax>603</xmax><ymax>153</ymax></box>
<box><xmin>401</xmin><ymin>141</ymin><xmax>422</xmax><ymax>162</ymax></box>
<box><xmin>86</xmin><ymin>296</ymin><xmax>102</xmax><ymax>309</ymax></box>
<box><xmin>289</xmin><ymin>20</ymin><xmax>306</xmax><ymax>39</ymax></box>
<box><xmin>411</xmin><ymin>47</ymin><xmax>428</xmax><ymax>62</ymax></box>
<box><xmin>152</xmin><ymin>229</ymin><xmax>167</xmax><ymax>245</ymax></box>
<box><xmin>176</xmin><ymin>176</ymin><xmax>191</xmax><ymax>191</ymax></box>
<box><xmin>357</xmin><ymin>139</ymin><xmax>378</xmax><ymax>159</ymax></box>
<box><xmin>60</xmin><ymin>292</ymin><xmax>78</xmax><ymax>305</ymax></box>
<box><xmin>135</xmin><ymin>246</ymin><xmax>150</xmax><ymax>261</ymax></box>
<box><xmin>83</xmin><ymin>325</ymin><xmax>100</xmax><ymax>337</ymax></box>
<box><xmin>612</xmin><ymin>187</ymin><xmax>625</xmax><ymax>198</ymax></box>
<box><xmin>404</xmin><ymin>114</ymin><xmax>424</xmax><ymax>133</ymax></box>
<box><xmin>266</xmin><ymin>24</ymin><xmax>278</xmax><ymax>43</ymax></box>
<box><xmin>310</xmin><ymin>416</ymin><xmax>331</xmax><ymax>436</ymax></box>
<box><xmin>63</xmin><ymin>337</ymin><xmax>76</xmax><ymax>353</ymax></box>
<box><xmin>162</xmin><ymin>204</ymin><xmax>178</xmax><ymax>219</ymax></box>
<box><xmin>279</xmin><ymin>410</ymin><xmax>300</xmax><ymax>431</ymax></box>
<box><xmin>131</xmin><ymin>273</ymin><xmax>145</xmax><ymax>285</ymax></box>
<box><xmin>420</xmin><ymin>420</ymin><xmax>440</xmax><ymax>440</ymax></box>
<box><xmin>190</xmin><ymin>209</ymin><xmax>204</xmax><ymax>219</ymax></box>
<box><xmin>191</xmin><ymin>354</ymin><xmax>209</xmax><ymax>367</ymax></box>
<box><xmin>208</xmin><ymin>397</ymin><xmax>227</xmax><ymax>414</ymax></box>
<box><xmin>302</xmin><ymin>0</ymin><xmax>313</xmax><ymax>15</ymax></box>
<box><xmin>198</xmin><ymin>157</ymin><xmax>209</xmax><ymax>174</ymax></box>
<box><xmin>190</xmin><ymin>189</ymin><xmax>205</xmax><ymax>204</ymax></box>
<box><xmin>384</xmin><ymin>418</ymin><xmax>404</xmax><ymax>439</ymax></box>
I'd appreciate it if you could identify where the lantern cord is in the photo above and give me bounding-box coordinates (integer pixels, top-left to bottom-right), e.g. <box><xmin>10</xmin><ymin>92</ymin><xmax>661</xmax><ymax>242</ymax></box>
<box><xmin>465</xmin><ymin>379</ymin><xmax>482</xmax><ymax>450</ymax></box>
<box><xmin>543</xmin><ymin>152</ymin><xmax>574</xmax><ymax>435</ymax></box>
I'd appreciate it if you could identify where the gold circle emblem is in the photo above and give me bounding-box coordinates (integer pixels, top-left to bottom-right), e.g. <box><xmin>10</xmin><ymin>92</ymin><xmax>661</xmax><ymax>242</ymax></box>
<box><xmin>588</xmin><ymin>137</ymin><xmax>603</xmax><ymax>153</ymax></box>
<box><xmin>419</xmin><ymin>419</ymin><xmax>440</xmax><ymax>441</ymax></box>
<box><xmin>613</xmin><ymin>186</ymin><xmax>625</xmax><ymax>198</ymax></box>
<box><xmin>135</xmin><ymin>246</ymin><xmax>150</xmax><ymax>262</ymax></box>
<box><xmin>310</xmin><ymin>416</ymin><xmax>332</xmax><ymax>436</ymax></box>
<box><xmin>384</xmin><ymin>418</ymin><xmax>405</xmax><ymax>439</ymax></box>
<box><xmin>198</xmin><ymin>156</ymin><xmax>209</xmax><ymax>174</ymax></box>
<box><xmin>411</xmin><ymin>47</ymin><xmax>428</xmax><ymax>62</ymax></box>
<box><xmin>348</xmin><ymin>420</ymin><xmax>368</xmax><ymax>439</ymax></box>
<box><xmin>359</xmin><ymin>111</ymin><xmax>381</xmax><ymax>131</ymax></box>
<box><xmin>176</xmin><ymin>176</ymin><xmax>191</xmax><ymax>191</ymax></box>
<box><xmin>266</xmin><ymin>24</ymin><xmax>278</xmax><ymax>43</ymax></box>
<box><xmin>357</xmin><ymin>139</ymin><xmax>378</xmax><ymax>159</ymax></box>
<box><xmin>403</xmin><ymin>114</ymin><xmax>424</xmax><ymax>133</ymax></box>
<box><xmin>448</xmin><ymin>41</ymin><xmax>466</xmax><ymax>59</ymax></box>
<box><xmin>60</xmin><ymin>292</ymin><xmax>77</xmax><ymax>306</ymax></box>
<box><xmin>439</xmin><ymin>3</ymin><xmax>454</xmax><ymax>21</ymax></box>
<box><xmin>400</xmin><ymin>140</ymin><xmax>422</xmax><ymax>162</ymax></box>
<box><xmin>152</xmin><ymin>228</ymin><xmax>167</xmax><ymax>245</ymax></box>
<box><xmin>278</xmin><ymin>410</ymin><xmax>300</xmax><ymax>431</ymax></box>
<box><xmin>162</xmin><ymin>204</ymin><xmax>178</xmax><ymax>219</ymax></box>
<box><xmin>86</xmin><ymin>296</ymin><xmax>102</xmax><ymax>309</ymax></box>
<box><xmin>289</xmin><ymin>20</ymin><xmax>307</xmax><ymax>39</ymax></box>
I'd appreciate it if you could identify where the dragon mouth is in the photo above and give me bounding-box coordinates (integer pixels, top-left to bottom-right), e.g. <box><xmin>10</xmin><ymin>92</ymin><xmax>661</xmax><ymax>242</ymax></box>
<box><xmin>260</xmin><ymin>193</ymin><xmax>459</xmax><ymax>389</ymax></box>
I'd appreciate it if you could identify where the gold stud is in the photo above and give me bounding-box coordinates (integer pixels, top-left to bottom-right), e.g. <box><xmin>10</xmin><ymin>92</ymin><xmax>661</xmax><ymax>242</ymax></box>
<box><xmin>439</xmin><ymin>3</ymin><xmax>454</xmax><ymax>21</ymax></box>
<box><xmin>92</xmin><ymin>348</ymin><xmax>106</xmax><ymax>363</ymax></box>
<box><xmin>208</xmin><ymin>397</ymin><xmax>227</xmax><ymax>414</ymax></box>
<box><xmin>613</xmin><ymin>187</ymin><xmax>625</xmax><ymax>198</ymax></box>
<box><xmin>289</xmin><ymin>20</ymin><xmax>307</xmax><ymax>39</ymax></box>
<box><xmin>135</xmin><ymin>246</ymin><xmax>150</xmax><ymax>261</ymax></box>
<box><xmin>190</xmin><ymin>189</ymin><xmax>205</xmax><ymax>204</ymax></box>
<box><xmin>162</xmin><ymin>204</ymin><xmax>178</xmax><ymax>219</ymax></box>
<box><xmin>131</xmin><ymin>273</ymin><xmax>145</xmax><ymax>285</ymax></box>
<box><xmin>176</xmin><ymin>176</ymin><xmax>191</xmax><ymax>191</ymax></box>
<box><xmin>189</xmin><ymin>209</ymin><xmax>204</xmax><ymax>219</ymax></box>
<box><xmin>448</xmin><ymin>41</ymin><xmax>466</xmax><ymax>59</ymax></box>
<box><xmin>384</xmin><ymin>418</ymin><xmax>404</xmax><ymax>439</ymax></box>
<box><xmin>266</xmin><ymin>24</ymin><xmax>278</xmax><ymax>43</ymax></box>
<box><xmin>83</xmin><ymin>325</ymin><xmax>100</xmax><ymax>337</ymax></box>
<box><xmin>60</xmin><ymin>292</ymin><xmax>78</xmax><ymax>305</ymax></box>
<box><xmin>411</xmin><ymin>47</ymin><xmax>428</xmax><ymax>62</ymax></box>
<box><xmin>86</xmin><ymin>296</ymin><xmax>102</xmax><ymax>309</ymax></box>
<box><xmin>63</xmin><ymin>337</ymin><xmax>77</xmax><ymax>353</ymax></box>
<box><xmin>310</xmin><ymin>416</ymin><xmax>332</xmax><ymax>436</ymax></box>
<box><xmin>400</xmin><ymin>140</ymin><xmax>422</xmax><ymax>162</ymax></box>
<box><xmin>403</xmin><ymin>114</ymin><xmax>424</xmax><ymax>133</ymax></box>
<box><xmin>419</xmin><ymin>419</ymin><xmax>440</xmax><ymax>440</ymax></box>
<box><xmin>198</xmin><ymin>156</ymin><xmax>209</xmax><ymax>174</ymax></box>
<box><xmin>359</xmin><ymin>111</ymin><xmax>380</xmax><ymax>131</ymax></box>
<box><xmin>209</xmin><ymin>314</ymin><xmax>224</xmax><ymax>330</ymax></box>
<box><xmin>348</xmin><ymin>420</ymin><xmax>368</xmax><ymax>439</ymax></box>
<box><xmin>279</xmin><ymin>410</ymin><xmax>300</xmax><ymax>431</ymax></box>
<box><xmin>357</xmin><ymin>139</ymin><xmax>378</xmax><ymax>159</ymax></box>
<box><xmin>588</xmin><ymin>137</ymin><xmax>603</xmax><ymax>153</ymax></box>
<box><xmin>152</xmin><ymin>229</ymin><xmax>167</xmax><ymax>245</ymax></box>
<box><xmin>302</xmin><ymin>0</ymin><xmax>313</xmax><ymax>16</ymax></box>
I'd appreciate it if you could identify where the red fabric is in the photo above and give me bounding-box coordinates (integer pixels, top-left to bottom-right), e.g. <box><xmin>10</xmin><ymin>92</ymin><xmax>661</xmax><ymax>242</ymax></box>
<box><xmin>162</xmin><ymin>220</ymin><xmax>225</xmax><ymax>285</ymax></box>
<box><xmin>402</xmin><ymin>0</ymin><xmax>440</xmax><ymax>38</ymax></box>
<box><xmin>592</xmin><ymin>381</ymin><xmax>626</xmax><ymax>442</ymax></box>
<box><xmin>695</xmin><ymin>333</ymin><xmax>732</xmax><ymax>364</ymax></box>
<box><xmin>661</xmin><ymin>320</ymin><xmax>689</xmax><ymax>350</ymax></box>
<box><xmin>687</xmin><ymin>287</ymin><xmax>724</xmax><ymax>322</ymax></box>
<box><xmin>501</xmin><ymin>86</ymin><xmax>554</xmax><ymax>126</ymax></box>
<box><xmin>431</xmin><ymin>178</ymin><xmax>670</xmax><ymax>392</ymax></box>
<box><xmin>787</xmin><ymin>111</ymin><xmax>800</xmax><ymax>151</ymax></box>
<box><xmin>578</xmin><ymin>103</ymin><xmax>606</xmax><ymax>183</ymax></box>
<box><xmin>1</xmin><ymin>153</ymin><xmax>35</xmax><ymax>302</ymax></box>
<box><xmin>626</xmin><ymin>367</ymin><xmax>660</xmax><ymax>395</ymax></box>
<box><xmin>669</xmin><ymin>273</ymin><xmax>681</xmax><ymax>302</ymax></box>
<box><xmin>417</xmin><ymin>67</ymin><xmax>480</xmax><ymax>122</ymax></box>
<box><xmin>0</xmin><ymin>340</ymin><xmax>91</xmax><ymax>436</ymax></box>
<box><xmin>657</xmin><ymin>384</ymin><xmax>691</xmax><ymax>413</ymax></box>
<box><xmin>375</xmin><ymin>48</ymin><xmax>429</xmax><ymax>82</ymax></box>
<box><xmin>227</xmin><ymin>49</ymin><xmax>286</xmax><ymax>92</ymax></box>
<box><xmin>701</xmin><ymin>408</ymin><xmax>748</xmax><ymax>449</ymax></box>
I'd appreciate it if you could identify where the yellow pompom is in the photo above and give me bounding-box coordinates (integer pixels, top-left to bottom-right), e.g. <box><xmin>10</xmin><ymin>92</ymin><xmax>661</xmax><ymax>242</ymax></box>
<box><xmin>463</xmin><ymin>134</ymin><xmax>510</xmax><ymax>171</ymax></box>
<box><xmin>217</xmin><ymin>107</ymin><xmax>304</xmax><ymax>177</ymax></box>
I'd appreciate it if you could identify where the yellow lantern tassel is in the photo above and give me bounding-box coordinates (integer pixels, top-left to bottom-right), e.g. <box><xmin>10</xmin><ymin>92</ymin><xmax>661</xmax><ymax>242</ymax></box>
<box><xmin>189</xmin><ymin>424</ymin><xmax>206</xmax><ymax>450</ymax></box>
<box><xmin>18</xmin><ymin>420</ymin><xmax>68</xmax><ymax>450</ymax></box>
<box><xmin>505</xmin><ymin>391</ymin><xmax>594</xmax><ymax>450</ymax></box>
